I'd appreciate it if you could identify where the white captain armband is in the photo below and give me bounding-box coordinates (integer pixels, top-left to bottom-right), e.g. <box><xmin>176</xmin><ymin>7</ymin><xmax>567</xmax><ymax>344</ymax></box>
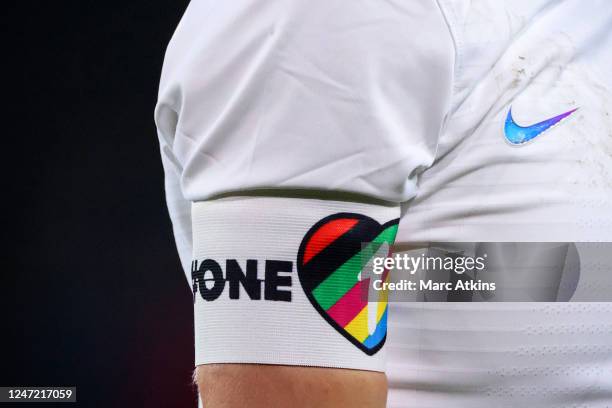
<box><xmin>191</xmin><ymin>196</ymin><xmax>400</xmax><ymax>371</ymax></box>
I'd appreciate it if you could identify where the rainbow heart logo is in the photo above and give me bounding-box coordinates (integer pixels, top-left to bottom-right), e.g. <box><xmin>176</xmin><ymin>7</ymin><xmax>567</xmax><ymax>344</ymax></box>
<box><xmin>297</xmin><ymin>213</ymin><xmax>398</xmax><ymax>355</ymax></box>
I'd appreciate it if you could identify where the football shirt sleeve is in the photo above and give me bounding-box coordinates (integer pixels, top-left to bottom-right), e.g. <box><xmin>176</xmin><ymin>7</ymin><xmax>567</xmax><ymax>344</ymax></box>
<box><xmin>155</xmin><ymin>0</ymin><xmax>454</xmax><ymax>371</ymax></box>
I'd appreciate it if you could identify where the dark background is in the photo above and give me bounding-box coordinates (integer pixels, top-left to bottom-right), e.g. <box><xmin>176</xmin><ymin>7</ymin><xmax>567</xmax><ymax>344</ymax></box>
<box><xmin>4</xmin><ymin>1</ymin><xmax>196</xmax><ymax>406</ymax></box>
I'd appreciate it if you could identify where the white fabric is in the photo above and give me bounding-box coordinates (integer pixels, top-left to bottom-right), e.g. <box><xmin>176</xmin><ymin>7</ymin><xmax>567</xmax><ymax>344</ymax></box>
<box><xmin>155</xmin><ymin>0</ymin><xmax>612</xmax><ymax>406</ymax></box>
<box><xmin>400</xmin><ymin>0</ymin><xmax>612</xmax><ymax>243</ymax></box>
<box><xmin>385</xmin><ymin>2</ymin><xmax>612</xmax><ymax>406</ymax></box>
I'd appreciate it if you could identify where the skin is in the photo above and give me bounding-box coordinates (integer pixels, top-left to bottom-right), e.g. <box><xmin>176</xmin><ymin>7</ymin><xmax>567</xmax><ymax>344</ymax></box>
<box><xmin>195</xmin><ymin>364</ymin><xmax>387</xmax><ymax>408</ymax></box>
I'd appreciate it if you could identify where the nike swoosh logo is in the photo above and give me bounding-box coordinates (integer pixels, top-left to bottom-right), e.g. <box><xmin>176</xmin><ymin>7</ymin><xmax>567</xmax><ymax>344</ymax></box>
<box><xmin>504</xmin><ymin>107</ymin><xmax>578</xmax><ymax>145</ymax></box>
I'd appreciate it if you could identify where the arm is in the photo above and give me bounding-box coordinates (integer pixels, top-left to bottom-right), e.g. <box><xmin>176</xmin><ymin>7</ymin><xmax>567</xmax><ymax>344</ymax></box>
<box><xmin>157</xmin><ymin>127</ymin><xmax>387</xmax><ymax>407</ymax></box>
<box><xmin>157</xmin><ymin>116</ymin><xmax>395</xmax><ymax>406</ymax></box>
<box><xmin>155</xmin><ymin>1</ymin><xmax>453</xmax><ymax>406</ymax></box>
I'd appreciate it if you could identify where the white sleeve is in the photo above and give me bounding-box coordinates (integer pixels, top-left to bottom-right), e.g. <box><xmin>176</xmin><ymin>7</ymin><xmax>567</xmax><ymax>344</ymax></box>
<box><xmin>159</xmin><ymin>144</ymin><xmax>192</xmax><ymax>275</ymax></box>
<box><xmin>155</xmin><ymin>0</ymin><xmax>454</xmax><ymax>371</ymax></box>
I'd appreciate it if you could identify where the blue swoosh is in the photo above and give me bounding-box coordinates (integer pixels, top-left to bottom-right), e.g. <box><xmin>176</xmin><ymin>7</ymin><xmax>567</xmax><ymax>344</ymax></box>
<box><xmin>504</xmin><ymin>107</ymin><xmax>578</xmax><ymax>145</ymax></box>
